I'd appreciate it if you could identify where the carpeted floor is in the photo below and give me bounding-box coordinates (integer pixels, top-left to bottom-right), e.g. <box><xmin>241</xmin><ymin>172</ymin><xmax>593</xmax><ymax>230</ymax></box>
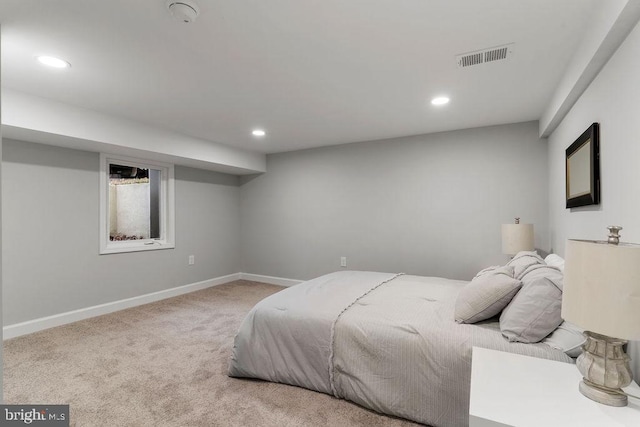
<box><xmin>3</xmin><ymin>280</ymin><xmax>418</xmax><ymax>426</ymax></box>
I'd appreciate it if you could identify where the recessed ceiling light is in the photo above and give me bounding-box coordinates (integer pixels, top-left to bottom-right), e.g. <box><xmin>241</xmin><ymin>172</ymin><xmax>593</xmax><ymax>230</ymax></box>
<box><xmin>252</xmin><ymin>129</ymin><xmax>266</xmax><ymax>137</ymax></box>
<box><xmin>36</xmin><ymin>55</ymin><xmax>71</xmax><ymax>69</ymax></box>
<box><xmin>431</xmin><ymin>96</ymin><xmax>450</xmax><ymax>106</ymax></box>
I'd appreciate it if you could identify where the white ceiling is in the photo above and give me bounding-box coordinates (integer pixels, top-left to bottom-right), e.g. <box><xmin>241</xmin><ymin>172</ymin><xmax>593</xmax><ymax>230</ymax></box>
<box><xmin>1</xmin><ymin>0</ymin><xmax>600</xmax><ymax>154</ymax></box>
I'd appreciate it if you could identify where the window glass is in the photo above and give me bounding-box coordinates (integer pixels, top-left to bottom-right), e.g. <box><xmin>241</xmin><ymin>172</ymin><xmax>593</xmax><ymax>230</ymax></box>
<box><xmin>100</xmin><ymin>155</ymin><xmax>174</xmax><ymax>254</ymax></box>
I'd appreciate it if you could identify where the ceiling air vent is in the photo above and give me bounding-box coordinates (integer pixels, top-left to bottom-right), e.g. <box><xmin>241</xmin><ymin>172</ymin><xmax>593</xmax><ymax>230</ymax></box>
<box><xmin>456</xmin><ymin>44</ymin><xmax>514</xmax><ymax>68</ymax></box>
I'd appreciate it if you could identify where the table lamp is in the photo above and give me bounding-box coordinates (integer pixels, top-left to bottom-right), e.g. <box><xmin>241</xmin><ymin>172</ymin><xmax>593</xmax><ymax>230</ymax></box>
<box><xmin>562</xmin><ymin>226</ymin><xmax>640</xmax><ymax>406</ymax></box>
<box><xmin>501</xmin><ymin>217</ymin><xmax>534</xmax><ymax>256</ymax></box>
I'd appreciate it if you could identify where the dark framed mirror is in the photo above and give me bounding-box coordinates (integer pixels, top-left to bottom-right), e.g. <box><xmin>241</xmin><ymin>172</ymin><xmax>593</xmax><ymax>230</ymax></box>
<box><xmin>566</xmin><ymin>123</ymin><xmax>600</xmax><ymax>208</ymax></box>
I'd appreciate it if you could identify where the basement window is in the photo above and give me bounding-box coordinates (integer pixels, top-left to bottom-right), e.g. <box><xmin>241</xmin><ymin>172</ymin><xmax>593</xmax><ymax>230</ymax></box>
<box><xmin>99</xmin><ymin>154</ymin><xmax>175</xmax><ymax>254</ymax></box>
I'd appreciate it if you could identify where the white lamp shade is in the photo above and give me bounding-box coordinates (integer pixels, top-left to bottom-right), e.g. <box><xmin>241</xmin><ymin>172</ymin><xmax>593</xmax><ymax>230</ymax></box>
<box><xmin>501</xmin><ymin>223</ymin><xmax>534</xmax><ymax>255</ymax></box>
<box><xmin>562</xmin><ymin>239</ymin><xmax>640</xmax><ymax>341</ymax></box>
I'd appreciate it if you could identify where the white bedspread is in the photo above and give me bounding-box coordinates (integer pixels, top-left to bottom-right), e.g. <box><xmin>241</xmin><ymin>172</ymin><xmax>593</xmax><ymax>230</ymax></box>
<box><xmin>229</xmin><ymin>271</ymin><xmax>572</xmax><ymax>426</ymax></box>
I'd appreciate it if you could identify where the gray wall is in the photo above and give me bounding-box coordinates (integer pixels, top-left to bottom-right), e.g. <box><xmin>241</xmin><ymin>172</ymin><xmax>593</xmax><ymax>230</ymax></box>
<box><xmin>1</xmin><ymin>32</ymin><xmax>4</xmax><ymax>398</ymax></box>
<box><xmin>1</xmin><ymin>139</ymin><xmax>241</xmax><ymax>326</ymax></box>
<box><xmin>240</xmin><ymin>121</ymin><xmax>549</xmax><ymax>281</ymax></box>
<box><xmin>547</xmin><ymin>19</ymin><xmax>640</xmax><ymax>381</ymax></box>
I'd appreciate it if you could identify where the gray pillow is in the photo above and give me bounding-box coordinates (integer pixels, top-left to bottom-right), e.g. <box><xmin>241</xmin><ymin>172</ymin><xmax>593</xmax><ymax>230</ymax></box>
<box><xmin>455</xmin><ymin>266</ymin><xmax>522</xmax><ymax>324</ymax></box>
<box><xmin>507</xmin><ymin>251</ymin><xmax>545</xmax><ymax>279</ymax></box>
<box><xmin>519</xmin><ymin>264</ymin><xmax>564</xmax><ymax>289</ymax></box>
<box><xmin>500</xmin><ymin>276</ymin><xmax>563</xmax><ymax>343</ymax></box>
<box><xmin>473</xmin><ymin>265</ymin><xmax>502</xmax><ymax>279</ymax></box>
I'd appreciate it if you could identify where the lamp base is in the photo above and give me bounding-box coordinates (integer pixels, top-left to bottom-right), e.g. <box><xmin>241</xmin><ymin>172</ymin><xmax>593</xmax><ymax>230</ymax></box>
<box><xmin>579</xmin><ymin>379</ymin><xmax>627</xmax><ymax>407</ymax></box>
<box><xmin>576</xmin><ymin>331</ymin><xmax>632</xmax><ymax>407</ymax></box>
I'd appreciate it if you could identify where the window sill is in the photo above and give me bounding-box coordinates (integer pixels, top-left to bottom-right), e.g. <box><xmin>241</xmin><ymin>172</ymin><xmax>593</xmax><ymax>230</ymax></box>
<box><xmin>99</xmin><ymin>241</ymin><xmax>175</xmax><ymax>255</ymax></box>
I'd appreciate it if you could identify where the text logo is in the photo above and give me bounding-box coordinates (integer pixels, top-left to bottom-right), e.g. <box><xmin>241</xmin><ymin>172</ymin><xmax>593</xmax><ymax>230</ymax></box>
<box><xmin>0</xmin><ymin>405</ymin><xmax>69</xmax><ymax>426</ymax></box>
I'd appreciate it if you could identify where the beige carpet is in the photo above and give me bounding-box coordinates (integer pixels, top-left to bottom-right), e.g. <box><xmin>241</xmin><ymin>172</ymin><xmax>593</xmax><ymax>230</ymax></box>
<box><xmin>3</xmin><ymin>280</ymin><xmax>418</xmax><ymax>426</ymax></box>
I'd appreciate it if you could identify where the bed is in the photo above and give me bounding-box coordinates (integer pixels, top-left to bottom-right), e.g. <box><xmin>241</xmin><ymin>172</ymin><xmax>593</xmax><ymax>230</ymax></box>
<box><xmin>229</xmin><ymin>253</ymin><xmax>578</xmax><ymax>427</ymax></box>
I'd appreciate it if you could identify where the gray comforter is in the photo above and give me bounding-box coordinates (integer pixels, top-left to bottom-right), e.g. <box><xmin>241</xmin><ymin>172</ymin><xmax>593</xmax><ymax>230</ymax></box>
<box><xmin>229</xmin><ymin>271</ymin><xmax>572</xmax><ymax>426</ymax></box>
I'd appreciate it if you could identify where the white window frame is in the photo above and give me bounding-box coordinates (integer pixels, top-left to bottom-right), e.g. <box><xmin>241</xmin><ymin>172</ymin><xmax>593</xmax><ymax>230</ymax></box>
<box><xmin>99</xmin><ymin>153</ymin><xmax>175</xmax><ymax>254</ymax></box>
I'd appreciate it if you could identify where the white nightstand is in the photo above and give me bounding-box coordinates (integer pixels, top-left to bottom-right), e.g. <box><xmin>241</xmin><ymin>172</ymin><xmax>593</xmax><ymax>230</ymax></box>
<box><xmin>469</xmin><ymin>346</ymin><xmax>640</xmax><ymax>427</ymax></box>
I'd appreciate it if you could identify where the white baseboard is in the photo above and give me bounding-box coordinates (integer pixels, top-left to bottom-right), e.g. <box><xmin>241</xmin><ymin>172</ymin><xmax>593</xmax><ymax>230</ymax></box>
<box><xmin>3</xmin><ymin>273</ymin><xmax>241</xmax><ymax>340</ymax></box>
<box><xmin>239</xmin><ymin>273</ymin><xmax>303</xmax><ymax>288</ymax></box>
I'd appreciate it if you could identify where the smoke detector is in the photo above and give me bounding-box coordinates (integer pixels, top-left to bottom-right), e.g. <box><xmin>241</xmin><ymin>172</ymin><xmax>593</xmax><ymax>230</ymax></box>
<box><xmin>456</xmin><ymin>43</ymin><xmax>514</xmax><ymax>68</ymax></box>
<box><xmin>166</xmin><ymin>1</ymin><xmax>200</xmax><ymax>23</ymax></box>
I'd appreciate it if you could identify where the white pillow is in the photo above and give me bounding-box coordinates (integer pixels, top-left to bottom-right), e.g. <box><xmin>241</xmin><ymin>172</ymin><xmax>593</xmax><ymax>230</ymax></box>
<box><xmin>542</xmin><ymin>321</ymin><xmax>585</xmax><ymax>358</ymax></box>
<box><xmin>544</xmin><ymin>254</ymin><xmax>565</xmax><ymax>272</ymax></box>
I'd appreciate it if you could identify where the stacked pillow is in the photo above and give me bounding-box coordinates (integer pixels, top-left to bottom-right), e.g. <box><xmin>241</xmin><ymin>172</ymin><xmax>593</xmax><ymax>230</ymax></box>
<box><xmin>505</xmin><ymin>251</ymin><xmax>545</xmax><ymax>278</ymax></box>
<box><xmin>454</xmin><ymin>265</ymin><xmax>522</xmax><ymax>324</ymax></box>
<box><xmin>499</xmin><ymin>275</ymin><xmax>563</xmax><ymax>343</ymax></box>
<box><xmin>454</xmin><ymin>251</ymin><xmax>585</xmax><ymax>356</ymax></box>
<box><xmin>500</xmin><ymin>252</ymin><xmax>565</xmax><ymax>343</ymax></box>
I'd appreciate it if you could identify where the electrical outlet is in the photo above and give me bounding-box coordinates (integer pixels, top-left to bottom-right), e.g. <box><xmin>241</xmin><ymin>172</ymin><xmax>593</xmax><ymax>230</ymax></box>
<box><xmin>340</xmin><ymin>257</ymin><xmax>347</xmax><ymax>267</ymax></box>
<box><xmin>188</xmin><ymin>255</ymin><xmax>195</xmax><ymax>265</ymax></box>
